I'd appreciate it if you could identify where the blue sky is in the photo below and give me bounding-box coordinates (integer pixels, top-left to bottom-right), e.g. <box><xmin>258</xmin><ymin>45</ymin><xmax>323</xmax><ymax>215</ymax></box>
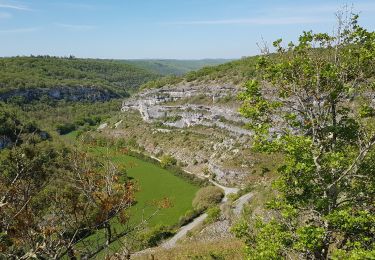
<box><xmin>0</xmin><ymin>0</ymin><xmax>374</xmax><ymax>59</ymax></box>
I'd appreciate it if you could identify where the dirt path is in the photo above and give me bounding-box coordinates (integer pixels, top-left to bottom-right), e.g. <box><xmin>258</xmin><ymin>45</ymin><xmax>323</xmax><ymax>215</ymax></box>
<box><xmin>161</xmin><ymin>213</ymin><xmax>208</xmax><ymax>249</ymax></box>
<box><xmin>130</xmin><ymin>154</ymin><xmax>250</xmax><ymax>255</ymax></box>
<box><xmin>209</xmin><ymin>180</ymin><xmax>239</xmax><ymax>201</ymax></box>
<box><xmin>159</xmin><ymin>184</ymin><xmax>250</xmax><ymax>250</ymax></box>
<box><xmin>132</xmin><ymin>189</ymin><xmax>253</xmax><ymax>258</ymax></box>
<box><xmin>233</xmin><ymin>192</ymin><xmax>254</xmax><ymax>215</ymax></box>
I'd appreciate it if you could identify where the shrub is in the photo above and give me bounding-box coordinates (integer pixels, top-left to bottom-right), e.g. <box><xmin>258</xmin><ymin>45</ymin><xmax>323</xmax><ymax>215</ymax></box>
<box><xmin>56</xmin><ymin>122</ymin><xmax>76</xmax><ymax>135</ymax></box>
<box><xmin>205</xmin><ymin>206</ymin><xmax>221</xmax><ymax>224</ymax></box>
<box><xmin>160</xmin><ymin>154</ymin><xmax>177</xmax><ymax>168</ymax></box>
<box><xmin>192</xmin><ymin>186</ymin><xmax>224</xmax><ymax>211</ymax></box>
<box><xmin>178</xmin><ymin>209</ymin><xmax>202</xmax><ymax>226</ymax></box>
<box><xmin>140</xmin><ymin>225</ymin><xmax>174</xmax><ymax>247</ymax></box>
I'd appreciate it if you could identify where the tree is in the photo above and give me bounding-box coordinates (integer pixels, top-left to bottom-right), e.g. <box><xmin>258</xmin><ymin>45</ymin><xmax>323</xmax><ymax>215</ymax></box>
<box><xmin>160</xmin><ymin>154</ymin><xmax>177</xmax><ymax>168</ymax></box>
<box><xmin>0</xmin><ymin>111</ymin><xmax>135</xmax><ymax>259</ymax></box>
<box><xmin>235</xmin><ymin>11</ymin><xmax>375</xmax><ymax>259</ymax></box>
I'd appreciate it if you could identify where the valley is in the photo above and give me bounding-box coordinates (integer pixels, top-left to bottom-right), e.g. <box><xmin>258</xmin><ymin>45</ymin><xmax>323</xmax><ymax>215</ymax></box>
<box><xmin>1</xmin><ymin>10</ymin><xmax>374</xmax><ymax>259</ymax></box>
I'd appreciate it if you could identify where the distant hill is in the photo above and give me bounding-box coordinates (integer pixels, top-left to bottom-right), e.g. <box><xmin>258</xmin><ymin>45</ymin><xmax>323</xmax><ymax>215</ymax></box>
<box><xmin>141</xmin><ymin>56</ymin><xmax>258</xmax><ymax>89</ymax></box>
<box><xmin>118</xmin><ymin>59</ymin><xmax>232</xmax><ymax>76</ymax></box>
<box><xmin>0</xmin><ymin>56</ymin><xmax>159</xmax><ymax>102</ymax></box>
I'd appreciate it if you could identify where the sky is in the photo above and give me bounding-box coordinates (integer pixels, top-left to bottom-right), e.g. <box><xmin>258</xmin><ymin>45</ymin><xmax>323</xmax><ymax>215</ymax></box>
<box><xmin>0</xmin><ymin>0</ymin><xmax>374</xmax><ymax>59</ymax></box>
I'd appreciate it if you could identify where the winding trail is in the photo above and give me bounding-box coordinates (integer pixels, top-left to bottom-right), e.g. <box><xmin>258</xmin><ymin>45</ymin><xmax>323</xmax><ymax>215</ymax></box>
<box><xmin>133</xmin><ymin>186</ymin><xmax>253</xmax><ymax>257</ymax></box>
<box><xmin>130</xmin><ymin>153</ymin><xmax>253</xmax><ymax>255</ymax></box>
<box><xmin>159</xmin><ymin>181</ymin><xmax>251</xmax><ymax>249</ymax></box>
<box><xmin>161</xmin><ymin>213</ymin><xmax>208</xmax><ymax>249</ymax></box>
<box><xmin>233</xmin><ymin>193</ymin><xmax>254</xmax><ymax>215</ymax></box>
<box><xmin>209</xmin><ymin>180</ymin><xmax>239</xmax><ymax>202</ymax></box>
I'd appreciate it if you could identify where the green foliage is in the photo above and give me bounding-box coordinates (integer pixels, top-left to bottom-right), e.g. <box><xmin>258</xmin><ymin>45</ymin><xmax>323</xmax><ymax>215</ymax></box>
<box><xmin>139</xmin><ymin>225</ymin><xmax>175</xmax><ymax>247</ymax></box>
<box><xmin>0</xmin><ymin>56</ymin><xmax>159</xmax><ymax>98</ymax></box>
<box><xmin>192</xmin><ymin>186</ymin><xmax>224</xmax><ymax>211</ymax></box>
<box><xmin>141</xmin><ymin>56</ymin><xmax>258</xmax><ymax>90</ymax></box>
<box><xmin>294</xmin><ymin>226</ymin><xmax>325</xmax><ymax>253</ymax></box>
<box><xmin>327</xmin><ymin>209</ymin><xmax>375</xmax><ymax>257</ymax></box>
<box><xmin>184</xmin><ymin>56</ymin><xmax>258</xmax><ymax>83</ymax></box>
<box><xmin>160</xmin><ymin>154</ymin><xmax>177</xmax><ymax>168</ymax></box>
<box><xmin>56</xmin><ymin>122</ymin><xmax>77</xmax><ymax>135</ymax></box>
<box><xmin>141</xmin><ymin>75</ymin><xmax>183</xmax><ymax>89</ymax></box>
<box><xmin>233</xmin><ymin>218</ymin><xmax>292</xmax><ymax>259</ymax></box>
<box><xmin>332</xmin><ymin>248</ymin><xmax>375</xmax><ymax>260</ymax></box>
<box><xmin>56</xmin><ymin>115</ymin><xmax>102</xmax><ymax>135</ymax></box>
<box><xmin>2</xmin><ymin>98</ymin><xmax>122</xmax><ymax>137</ymax></box>
<box><xmin>237</xmin><ymin>13</ymin><xmax>375</xmax><ymax>259</ymax></box>
<box><xmin>178</xmin><ymin>208</ymin><xmax>203</xmax><ymax>226</ymax></box>
<box><xmin>121</xmin><ymin>59</ymin><xmax>231</xmax><ymax>76</ymax></box>
<box><xmin>78</xmin><ymin>145</ymin><xmax>200</xmax><ymax>254</ymax></box>
<box><xmin>359</xmin><ymin>104</ymin><xmax>375</xmax><ymax>118</ymax></box>
<box><xmin>0</xmin><ymin>108</ymin><xmax>137</xmax><ymax>258</ymax></box>
<box><xmin>0</xmin><ymin>103</ymin><xmax>46</xmax><ymax>147</ymax></box>
<box><xmin>205</xmin><ymin>206</ymin><xmax>221</xmax><ymax>224</ymax></box>
<box><xmin>163</xmin><ymin>115</ymin><xmax>182</xmax><ymax>122</ymax></box>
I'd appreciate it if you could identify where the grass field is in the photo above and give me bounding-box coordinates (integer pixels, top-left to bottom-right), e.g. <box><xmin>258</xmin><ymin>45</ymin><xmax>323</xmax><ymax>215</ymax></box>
<box><xmin>68</xmin><ymin>143</ymin><xmax>199</xmax><ymax>257</ymax></box>
<box><xmin>91</xmin><ymin>146</ymin><xmax>199</xmax><ymax>227</ymax></box>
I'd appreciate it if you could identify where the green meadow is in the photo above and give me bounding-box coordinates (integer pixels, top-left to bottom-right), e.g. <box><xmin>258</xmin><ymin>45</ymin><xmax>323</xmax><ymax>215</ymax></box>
<box><xmin>91</xmin><ymin>146</ymin><xmax>199</xmax><ymax>227</ymax></box>
<box><xmin>72</xmin><ymin>145</ymin><xmax>199</xmax><ymax>257</ymax></box>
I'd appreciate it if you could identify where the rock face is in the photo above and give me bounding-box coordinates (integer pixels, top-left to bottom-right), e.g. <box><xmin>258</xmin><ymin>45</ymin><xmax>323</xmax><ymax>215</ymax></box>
<box><xmin>119</xmin><ymin>81</ymin><xmax>255</xmax><ymax>186</ymax></box>
<box><xmin>122</xmin><ymin>82</ymin><xmax>252</xmax><ymax>137</ymax></box>
<box><xmin>0</xmin><ymin>86</ymin><xmax>120</xmax><ymax>102</ymax></box>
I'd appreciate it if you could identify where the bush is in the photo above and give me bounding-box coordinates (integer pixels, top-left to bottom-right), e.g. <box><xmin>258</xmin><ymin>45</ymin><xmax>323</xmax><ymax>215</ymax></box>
<box><xmin>56</xmin><ymin>122</ymin><xmax>76</xmax><ymax>135</ymax></box>
<box><xmin>205</xmin><ymin>206</ymin><xmax>221</xmax><ymax>224</ymax></box>
<box><xmin>178</xmin><ymin>209</ymin><xmax>203</xmax><ymax>226</ymax></box>
<box><xmin>160</xmin><ymin>154</ymin><xmax>177</xmax><ymax>168</ymax></box>
<box><xmin>140</xmin><ymin>225</ymin><xmax>175</xmax><ymax>247</ymax></box>
<box><xmin>192</xmin><ymin>186</ymin><xmax>224</xmax><ymax>211</ymax></box>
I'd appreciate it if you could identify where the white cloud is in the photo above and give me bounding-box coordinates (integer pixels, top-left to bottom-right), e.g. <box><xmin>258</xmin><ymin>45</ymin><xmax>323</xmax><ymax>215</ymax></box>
<box><xmin>55</xmin><ymin>23</ymin><xmax>96</xmax><ymax>31</ymax></box>
<box><xmin>0</xmin><ymin>1</ymin><xmax>32</xmax><ymax>11</ymax></box>
<box><xmin>166</xmin><ymin>17</ymin><xmax>331</xmax><ymax>26</ymax></box>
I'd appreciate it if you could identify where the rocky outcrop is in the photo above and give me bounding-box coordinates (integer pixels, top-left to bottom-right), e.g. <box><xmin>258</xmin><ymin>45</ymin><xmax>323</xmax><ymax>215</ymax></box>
<box><xmin>0</xmin><ymin>86</ymin><xmax>120</xmax><ymax>102</ymax></box>
<box><xmin>209</xmin><ymin>163</ymin><xmax>247</xmax><ymax>186</ymax></box>
<box><xmin>118</xmin><ymin>81</ymin><xmax>255</xmax><ymax>186</ymax></box>
<box><xmin>122</xmin><ymin>82</ymin><xmax>251</xmax><ymax>137</ymax></box>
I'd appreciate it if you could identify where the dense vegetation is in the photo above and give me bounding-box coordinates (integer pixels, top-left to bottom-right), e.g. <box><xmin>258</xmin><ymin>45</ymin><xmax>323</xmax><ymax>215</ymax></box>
<box><xmin>2</xmin><ymin>8</ymin><xmax>375</xmax><ymax>260</ymax></box>
<box><xmin>140</xmin><ymin>55</ymin><xmax>259</xmax><ymax>90</ymax></box>
<box><xmin>234</xmin><ymin>13</ymin><xmax>375</xmax><ymax>259</ymax></box>
<box><xmin>66</xmin><ymin>142</ymin><xmax>200</xmax><ymax>255</ymax></box>
<box><xmin>119</xmin><ymin>59</ymin><xmax>231</xmax><ymax>76</ymax></box>
<box><xmin>0</xmin><ymin>56</ymin><xmax>159</xmax><ymax>99</ymax></box>
<box><xmin>0</xmin><ymin>106</ymin><xmax>137</xmax><ymax>258</ymax></box>
<box><xmin>0</xmin><ymin>100</ymin><xmax>204</xmax><ymax>257</ymax></box>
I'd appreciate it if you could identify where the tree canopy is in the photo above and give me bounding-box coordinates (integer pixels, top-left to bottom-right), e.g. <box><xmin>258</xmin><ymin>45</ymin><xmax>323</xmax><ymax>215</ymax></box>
<box><xmin>0</xmin><ymin>111</ymin><xmax>135</xmax><ymax>258</ymax></box>
<box><xmin>0</xmin><ymin>56</ymin><xmax>159</xmax><ymax>97</ymax></box>
<box><xmin>234</xmin><ymin>12</ymin><xmax>375</xmax><ymax>259</ymax></box>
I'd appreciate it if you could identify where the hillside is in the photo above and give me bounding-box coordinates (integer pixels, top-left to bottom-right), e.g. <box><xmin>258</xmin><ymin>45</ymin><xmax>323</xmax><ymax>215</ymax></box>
<box><xmin>119</xmin><ymin>59</ymin><xmax>232</xmax><ymax>76</ymax></box>
<box><xmin>96</xmin><ymin>56</ymin><xmax>277</xmax><ymax>258</ymax></box>
<box><xmin>102</xmin><ymin>27</ymin><xmax>375</xmax><ymax>258</ymax></box>
<box><xmin>140</xmin><ymin>55</ymin><xmax>258</xmax><ymax>89</ymax></box>
<box><xmin>1</xmin><ymin>13</ymin><xmax>374</xmax><ymax>259</ymax></box>
<box><xmin>0</xmin><ymin>56</ymin><xmax>159</xmax><ymax>102</ymax></box>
